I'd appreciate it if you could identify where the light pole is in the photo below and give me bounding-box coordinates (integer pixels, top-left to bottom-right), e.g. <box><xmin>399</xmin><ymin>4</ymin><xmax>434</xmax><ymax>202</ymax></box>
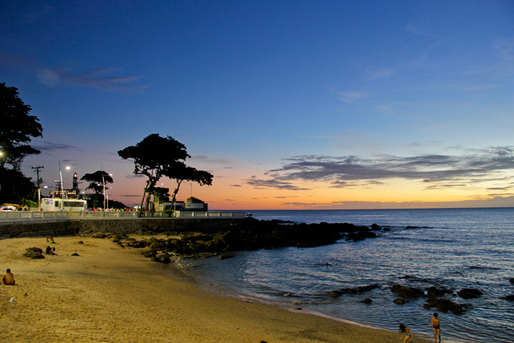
<box><xmin>58</xmin><ymin>159</ymin><xmax>64</xmax><ymax>199</ymax></box>
<box><xmin>32</xmin><ymin>166</ymin><xmax>44</xmax><ymax>210</ymax></box>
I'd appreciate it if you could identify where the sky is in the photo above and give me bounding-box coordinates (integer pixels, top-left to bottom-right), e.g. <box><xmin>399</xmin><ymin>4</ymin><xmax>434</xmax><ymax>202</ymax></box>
<box><xmin>1</xmin><ymin>0</ymin><xmax>514</xmax><ymax>210</ymax></box>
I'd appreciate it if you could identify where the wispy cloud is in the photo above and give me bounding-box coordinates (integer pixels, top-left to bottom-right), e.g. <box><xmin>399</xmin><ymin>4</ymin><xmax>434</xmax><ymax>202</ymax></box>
<box><xmin>246</xmin><ymin>178</ymin><xmax>310</xmax><ymax>191</ymax></box>
<box><xmin>249</xmin><ymin>146</ymin><xmax>514</xmax><ymax>191</ymax></box>
<box><xmin>37</xmin><ymin>67</ymin><xmax>148</xmax><ymax>91</ymax></box>
<box><xmin>330</xmin><ymin>89</ymin><xmax>370</xmax><ymax>103</ymax></box>
<box><xmin>0</xmin><ymin>51</ymin><xmax>148</xmax><ymax>91</ymax></box>
<box><xmin>33</xmin><ymin>141</ymin><xmax>79</xmax><ymax>152</ymax></box>
<box><xmin>366</xmin><ymin>67</ymin><xmax>394</xmax><ymax>80</ymax></box>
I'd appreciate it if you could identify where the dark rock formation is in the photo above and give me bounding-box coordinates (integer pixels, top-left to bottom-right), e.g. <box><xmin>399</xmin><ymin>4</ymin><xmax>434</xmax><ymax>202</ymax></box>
<box><xmin>457</xmin><ymin>288</ymin><xmax>483</xmax><ymax>299</ymax></box>
<box><xmin>423</xmin><ymin>297</ymin><xmax>468</xmax><ymax>315</ymax></box>
<box><xmin>426</xmin><ymin>286</ymin><xmax>452</xmax><ymax>298</ymax></box>
<box><xmin>361</xmin><ymin>298</ymin><xmax>373</xmax><ymax>304</ymax></box>
<box><xmin>391</xmin><ymin>284</ymin><xmax>425</xmax><ymax>298</ymax></box>
<box><xmin>328</xmin><ymin>284</ymin><xmax>380</xmax><ymax>297</ymax></box>
<box><xmin>370</xmin><ymin>223</ymin><xmax>383</xmax><ymax>231</ymax></box>
<box><xmin>120</xmin><ymin>218</ymin><xmax>386</xmax><ymax>263</ymax></box>
<box><xmin>23</xmin><ymin>247</ymin><xmax>44</xmax><ymax>259</ymax></box>
<box><xmin>393</xmin><ymin>298</ymin><xmax>407</xmax><ymax>305</ymax></box>
<box><xmin>501</xmin><ymin>294</ymin><xmax>514</xmax><ymax>301</ymax></box>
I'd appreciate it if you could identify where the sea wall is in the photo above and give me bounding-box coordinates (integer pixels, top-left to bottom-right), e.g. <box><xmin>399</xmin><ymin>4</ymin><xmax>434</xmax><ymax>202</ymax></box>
<box><xmin>0</xmin><ymin>218</ymin><xmax>244</xmax><ymax>238</ymax></box>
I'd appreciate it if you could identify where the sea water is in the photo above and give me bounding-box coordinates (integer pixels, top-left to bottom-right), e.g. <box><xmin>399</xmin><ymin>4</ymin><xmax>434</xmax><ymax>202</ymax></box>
<box><xmin>176</xmin><ymin>208</ymin><xmax>514</xmax><ymax>343</ymax></box>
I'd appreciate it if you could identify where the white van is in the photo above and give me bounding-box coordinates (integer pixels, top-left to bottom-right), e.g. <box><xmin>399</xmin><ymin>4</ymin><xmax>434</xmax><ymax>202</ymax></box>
<box><xmin>41</xmin><ymin>198</ymin><xmax>87</xmax><ymax>211</ymax></box>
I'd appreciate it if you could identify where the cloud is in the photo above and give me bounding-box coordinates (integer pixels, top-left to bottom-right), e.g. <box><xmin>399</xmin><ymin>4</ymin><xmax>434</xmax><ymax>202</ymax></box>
<box><xmin>192</xmin><ymin>155</ymin><xmax>233</xmax><ymax>165</ymax></box>
<box><xmin>32</xmin><ymin>141</ymin><xmax>79</xmax><ymax>152</ymax></box>
<box><xmin>331</xmin><ymin>90</ymin><xmax>370</xmax><ymax>103</ymax></box>
<box><xmin>0</xmin><ymin>51</ymin><xmax>148</xmax><ymax>92</ymax></box>
<box><xmin>253</xmin><ymin>146</ymin><xmax>514</xmax><ymax>191</ymax></box>
<box><xmin>246</xmin><ymin>178</ymin><xmax>310</xmax><ymax>191</ymax></box>
<box><xmin>37</xmin><ymin>67</ymin><xmax>149</xmax><ymax>91</ymax></box>
<box><xmin>281</xmin><ymin>195</ymin><xmax>514</xmax><ymax>209</ymax></box>
<box><xmin>366</xmin><ymin>68</ymin><xmax>393</xmax><ymax>80</ymax></box>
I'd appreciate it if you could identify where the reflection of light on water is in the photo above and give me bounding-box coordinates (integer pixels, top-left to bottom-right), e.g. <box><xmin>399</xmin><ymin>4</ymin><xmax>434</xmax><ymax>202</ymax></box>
<box><xmin>175</xmin><ymin>208</ymin><xmax>514</xmax><ymax>343</ymax></box>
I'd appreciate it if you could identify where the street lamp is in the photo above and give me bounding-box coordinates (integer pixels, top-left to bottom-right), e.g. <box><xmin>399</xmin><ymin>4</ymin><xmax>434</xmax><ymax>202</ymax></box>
<box><xmin>58</xmin><ymin>160</ymin><xmax>71</xmax><ymax>199</ymax></box>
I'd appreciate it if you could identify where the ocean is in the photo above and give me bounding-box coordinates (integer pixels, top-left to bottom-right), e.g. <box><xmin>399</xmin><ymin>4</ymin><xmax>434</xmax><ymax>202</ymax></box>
<box><xmin>176</xmin><ymin>208</ymin><xmax>514</xmax><ymax>343</ymax></box>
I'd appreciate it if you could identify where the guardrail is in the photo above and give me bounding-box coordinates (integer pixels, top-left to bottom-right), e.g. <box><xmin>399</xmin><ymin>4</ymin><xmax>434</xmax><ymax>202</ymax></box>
<box><xmin>0</xmin><ymin>210</ymin><xmax>247</xmax><ymax>221</ymax></box>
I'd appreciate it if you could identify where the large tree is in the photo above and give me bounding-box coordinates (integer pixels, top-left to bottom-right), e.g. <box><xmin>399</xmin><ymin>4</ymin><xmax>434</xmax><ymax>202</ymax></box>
<box><xmin>118</xmin><ymin>134</ymin><xmax>190</xmax><ymax>214</ymax></box>
<box><xmin>0</xmin><ymin>83</ymin><xmax>42</xmax><ymax>205</ymax></box>
<box><xmin>163</xmin><ymin>163</ymin><xmax>213</xmax><ymax>216</ymax></box>
<box><xmin>80</xmin><ymin>170</ymin><xmax>114</xmax><ymax>209</ymax></box>
<box><xmin>118</xmin><ymin>134</ymin><xmax>213</xmax><ymax>215</ymax></box>
<box><xmin>0</xmin><ymin>83</ymin><xmax>43</xmax><ymax>170</ymax></box>
<box><xmin>81</xmin><ymin>170</ymin><xmax>114</xmax><ymax>194</ymax></box>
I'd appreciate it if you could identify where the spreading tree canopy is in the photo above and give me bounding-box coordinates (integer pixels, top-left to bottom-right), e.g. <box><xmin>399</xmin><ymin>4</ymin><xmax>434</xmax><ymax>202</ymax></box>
<box><xmin>118</xmin><ymin>133</ymin><xmax>213</xmax><ymax>214</ymax></box>
<box><xmin>0</xmin><ymin>83</ymin><xmax>43</xmax><ymax>171</ymax></box>
<box><xmin>162</xmin><ymin>163</ymin><xmax>213</xmax><ymax>215</ymax></box>
<box><xmin>0</xmin><ymin>83</ymin><xmax>42</xmax><ymax>204</ymax></box>
<box><xmin>81</xmin><ymin>170</ymin><xmax>114</xmax><ymax>194</ymax></box>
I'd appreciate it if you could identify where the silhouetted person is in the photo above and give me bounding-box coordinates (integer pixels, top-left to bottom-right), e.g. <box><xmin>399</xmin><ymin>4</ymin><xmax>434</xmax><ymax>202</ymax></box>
<box><xmin>399</xmin><ymin>323</ymin><xmax>413</xmax><ymax>343</ymax></box>
<box><xmin>3</xmin><ymin>269</ymin><xmax>15</xmax><ymax>285</ymax></box>
<box><xmin>431</xmin><ymin>313</ymin><xmax>441</xmax><ymax>343</ymax></box>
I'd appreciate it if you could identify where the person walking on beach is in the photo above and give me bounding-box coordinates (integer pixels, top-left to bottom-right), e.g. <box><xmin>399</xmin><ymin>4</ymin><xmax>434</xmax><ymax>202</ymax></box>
<box><xmin>3</xmin><ymin>269</ymin><xmax>15</xmax><ymax>285</ymax></box>
<box><xmin>431</xmin><ymin>313</ymin><xmax>441</xmax><ymax>343</ymax></box>
<box><xmin>399</xmin><ymin>324</ymin><xmax>413</xmax><ymax>342</ymax></box>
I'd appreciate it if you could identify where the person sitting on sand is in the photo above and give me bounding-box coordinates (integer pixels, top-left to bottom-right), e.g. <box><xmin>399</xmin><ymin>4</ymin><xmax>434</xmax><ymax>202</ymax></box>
<box><xmin>3</xmin><ymin>269</ymin><xmax>15</xmax><ymax>285</ymax></box>
<box><xmin>49</xmin><ymin>237</ymin><xmax>55</xmax><ymax>243</ymax></box>
<box><xmin>45</xmin><ymin>246</ymin><xmax>57</xmax><ymax>255</ymax></box>
<box><xmin>399</xmin><ymin>323</ymin><xmax>413</xmax><ymax>343</ymax></box>
<box><xmin>46</xmin><ymin>237</ymin><xmax>50</xmax><ymax>243</ymax></box>
<box><xmin>431</xmin><ymin>313</ymin><xmax>441</xmax><ymax>343</ymax></box>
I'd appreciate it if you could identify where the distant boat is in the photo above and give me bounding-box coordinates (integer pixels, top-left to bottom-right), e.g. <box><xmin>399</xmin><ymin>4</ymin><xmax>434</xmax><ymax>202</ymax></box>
<box><xmin>246</xmin><ymin>212</ymin><xmax>254</xmax><ymax>218</ymax></box>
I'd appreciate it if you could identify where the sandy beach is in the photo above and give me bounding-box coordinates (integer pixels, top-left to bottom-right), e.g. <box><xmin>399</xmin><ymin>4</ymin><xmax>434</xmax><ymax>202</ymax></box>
<box><xmin>0</xmin><ymin>235</ymin><xmax>430</xmax><ymax>343</ymax></box>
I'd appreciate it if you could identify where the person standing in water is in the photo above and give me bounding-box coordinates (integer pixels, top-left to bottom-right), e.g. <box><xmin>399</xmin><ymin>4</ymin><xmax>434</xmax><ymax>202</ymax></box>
<box><xmin>399</xmin><ymin>323</ymin><xmax>413</xmax><ymax>342</ymax></box>
<box><xmin>431</xmin><ymin>313</ymin><xmax>441</xmax><ymax>343</ymax></box>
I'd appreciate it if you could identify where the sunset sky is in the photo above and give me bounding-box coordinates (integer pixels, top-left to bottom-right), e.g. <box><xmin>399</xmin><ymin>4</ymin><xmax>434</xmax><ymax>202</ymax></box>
<box><xmin>2</xmin><ymin>1</ymin><xmax>514</xmax><ymax>210</ymax></box>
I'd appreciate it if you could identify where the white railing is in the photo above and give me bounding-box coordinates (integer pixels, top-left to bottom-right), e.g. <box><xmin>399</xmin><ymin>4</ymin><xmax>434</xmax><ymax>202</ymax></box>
<box><xmin>0</xmin><ymin>210</ymin><xmax>247</xmax><ymax>221</ymax></box>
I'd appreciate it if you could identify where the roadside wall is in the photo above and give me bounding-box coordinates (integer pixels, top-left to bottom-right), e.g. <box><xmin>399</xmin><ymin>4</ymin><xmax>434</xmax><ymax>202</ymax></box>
<box><xmin>0</xmin><ymin>218</ymin><xmax>245</xmax><ymax>238</ymax></box>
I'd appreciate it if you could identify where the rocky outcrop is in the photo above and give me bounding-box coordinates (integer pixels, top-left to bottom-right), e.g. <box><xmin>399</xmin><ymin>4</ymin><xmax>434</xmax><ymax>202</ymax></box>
<box><xmin>23</xmin><ymin>247</ymin><xmax>44</xmax><ymax>259</ymax></box>
<box><xmin>457</xmin><ymin>288</ymin><xmax>483</xmax><ymax>299</ymax></box>
<box><xmin>423</xmin><ymin>297</ymin><xmax>468</xmax><ymax>315</ymax></box>
<box><xmin>391</xmin><ymin>285</ymin><xmax>425</xmax><ymax>298</ymax></box>
<box><xmin>329</xmin><ymin>284</ymin><xmax>380</xmax><ymax>297</ymax></box>
<box><xmin>393</xmin><ymin>298</ymin><xmax>407</xmax><ymax>305</ymax></box>
<box><xmin>115</xmin><ymin>219</ymin><xmax>386</xmax><ymax>262</ymax></box>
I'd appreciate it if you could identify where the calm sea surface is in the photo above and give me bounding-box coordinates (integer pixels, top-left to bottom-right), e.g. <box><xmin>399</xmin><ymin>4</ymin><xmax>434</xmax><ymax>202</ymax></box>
<box><xmin>176</xmin><ymin>208</ymin><xmax>514</xmax><ymax>343</ymax></box>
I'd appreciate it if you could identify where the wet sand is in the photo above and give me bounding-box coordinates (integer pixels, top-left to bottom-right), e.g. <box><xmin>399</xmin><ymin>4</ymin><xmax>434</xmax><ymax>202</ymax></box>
<box><xmin>0</xmin><ymin>236</ymin><xmax>430</xmax><ymax>342</ymax></box>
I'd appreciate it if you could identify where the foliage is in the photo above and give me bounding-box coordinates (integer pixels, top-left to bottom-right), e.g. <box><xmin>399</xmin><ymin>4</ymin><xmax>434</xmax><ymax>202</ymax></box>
<box><xmin>0</xmin><ymin>167</ymin><xmax>37</xmax><ymax>204</ymax></box>
<box><xmin>118</xmin><ymin>134</ymin><xmax>190</xmax><ymax>212</ymax></box>
<box><xmin>0</xmin><ymin>83</ymin><xmax>43</xmax><ymax>171</ymax></box>
<box><xmin>118</xmin><ymin>133</ymin><xmax>213</xmax><ymax>213</ymax></box>
<box><xmin>163</xmin><ymin>163</ymin><xmax>213</xmax><ymax>214</ymax></box>
<box><xmin>80</xmin><ymin>170</ymin><xmax>114</xmax><ymax>194</ymax></box>
<box><xmin>0</xmin><ymin>83</ymin><xmax>41</xmax><ymax>205</ymax></box>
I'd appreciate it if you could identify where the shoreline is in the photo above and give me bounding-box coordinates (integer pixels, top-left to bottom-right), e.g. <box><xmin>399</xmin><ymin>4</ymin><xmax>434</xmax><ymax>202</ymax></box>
<box><xmin>0</xmin><ymin>235</ymin><xmax>430</xmax><ymax>342</ymax></box>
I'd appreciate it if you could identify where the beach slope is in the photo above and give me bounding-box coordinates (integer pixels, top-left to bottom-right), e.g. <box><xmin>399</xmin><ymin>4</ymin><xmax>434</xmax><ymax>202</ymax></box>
<box><xmin>0</xmin><ymin>236</ymin><xmax>428</xmax><ymax>342</ymax></box>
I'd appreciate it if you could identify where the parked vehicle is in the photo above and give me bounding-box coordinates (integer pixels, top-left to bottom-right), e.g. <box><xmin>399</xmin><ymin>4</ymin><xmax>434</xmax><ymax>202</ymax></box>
<box><xmin>0</xmin><ymin>204</ymin><xmax>18</xmax><ymax>211</ymax></box>
<box><xmin>41</xmin><ymin>198</ymin><xmax>87</xmax><ymax>211</ymax></box>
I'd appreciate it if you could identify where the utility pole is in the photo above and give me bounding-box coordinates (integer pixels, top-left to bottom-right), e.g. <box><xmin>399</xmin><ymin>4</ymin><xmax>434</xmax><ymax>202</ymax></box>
<box><xmin>32</xmin><ymin>166</ymin><xmax>44</xmax><ymax>210</ymax></box>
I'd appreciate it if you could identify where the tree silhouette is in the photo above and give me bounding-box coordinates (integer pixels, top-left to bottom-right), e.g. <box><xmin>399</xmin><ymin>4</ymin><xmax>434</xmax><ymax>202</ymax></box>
<box><xmin>81</xmin><ymin>170</ymin><xmax>114</xmax><ymax>194</ymax></box>
<box><xmin>118</xmin><ymin>134</ymin><xmax>190</xmax><ymax>214</ymax></box>
<box><xmin>0</xmin><ymin>83</ymin><xmax>43</xmax><ymax>170</ymax></box>
<box><xmin>118</xmin><ymin>133</ymin><xmax>213</xmax><ymax>215</ymax></box>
